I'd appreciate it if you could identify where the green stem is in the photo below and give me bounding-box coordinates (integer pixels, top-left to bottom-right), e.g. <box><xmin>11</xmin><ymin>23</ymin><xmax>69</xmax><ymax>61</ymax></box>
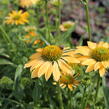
<box><xmin>57</xmin><ymin>0</ymin><xmax>61</xmax><ymax>37</ymax></box>
<box><xmin>36</xmin><ymin>6</ymin><xmax>40</xmax><ymax>27</ymax></box>
<box><xmin>58</xmin><ymin>87</ymin><xmax>64</xmax><ymax>109</ymax></box>
<box><xmin>102</xmin><ymin>77</ymin><xmax>109</xmax><ymax>109</ymax></box>
<box><xmin>69</xmin><ymin>90</ymin><xmax>72</xmax><ymax>109</ymax></box>
<box><xmin>94</xmin><ymin>73</ymin><xmax>101</xmax><ymax>107</ymax></box>
<box><xmin>81</xmin><ymin>86</ymin><xmax>86</xmax><ymax>109</ymax></box>
<box><xmin>44</xmin><ymin>0</ymin><xmax>50</xmax><ymax>40</ymax></box>
<box><xmin>84</xmin><ymin>0</ymin><xmax>92</xmax><ymax>41</ymax></box>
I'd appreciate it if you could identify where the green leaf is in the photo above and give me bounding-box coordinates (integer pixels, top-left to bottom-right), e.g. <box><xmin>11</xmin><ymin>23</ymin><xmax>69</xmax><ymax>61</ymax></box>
<box><xmin>14</xmin><ymin>64</ymin><xmax>23</xmax><ymax>90</ymax></box>
<box><xmin>0</xmin><ymin>58</ymin><xmax>14</xmax><ymax>65</ymax></box>
<box><xmin>0</xmin><ymin>48</ymin><xmax>10</xmax><ymax>58</ymax></box>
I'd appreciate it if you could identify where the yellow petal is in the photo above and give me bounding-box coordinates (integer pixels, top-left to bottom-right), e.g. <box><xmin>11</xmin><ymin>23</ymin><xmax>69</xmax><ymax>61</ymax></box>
<box><xmin>58</xmin><ymin>59</ymin><xmax>71</xmax><ymax>73</ymax></box>
<box><xmin>31</xmin><ymin>63</ymin><xmax>43</xmax><ymax>78</ymax></box>
<box><xmin>75</xmin><ymin>46</ymin><xmax>90</xmax><ymax>56</ymax></box>
<box><xmin>61</xmin><ymin>84</ymin><xmax>66</xmax><ymax>88</ymax></box>
<box><xmin>31</xmin><ymin>67</ymin><xmax>39</xmax><ymax>78</ymax></box>
<box><xmin>77</xmin><ymin>56</ymin><xmax>90</xmax><ymax>62</ymax></box>
<box><xmin>102</xmin><ymin>61</ymin><xmax>109</xmax><ymax>68</ymax></box>
<box><xmin>103</xmin><ymin>42</ymin><xmax>109</xmax><ymax>48</ymax></box>
<box><xmin>88</xmin><ymin>41</ymin><xmax>97</xmax><ymax>49</ymax></box>
<box><xmin>68</xmin><ymin>84</ymin><xmax>73</xmax><ymax>90</ymax></box>
<box><xmin>24</xmin><ymin>59</ymin><xmax>41</xmax><ymax>68</ymax></box>
<box><xmin>30</xmin><ymin>60</ymin><xmax>43</xmax><ymax>71</ymax></box>
<box><xmin>45</xmin><ymin>63</ymin><xmax>53</xmax><ymax>81</ymax></box>
<box><xmin>63</xmin><ymin>50</ymin><xmax>74</xmax><ymax>56</ymax></box>
<box><xmin>94</xmin><ymin>62</ymin><xmax>102</xmax><ymax>71</ymax></box>
<box><xmin>38</xmin><ymin>62</ymin><xmax>51</xmax><ymax>77</ymax></box>
<box><xmin>99</xmin><ymin>67</ymin><xmax>105</xmax><ymax>76</ymax></box>
<box><xmin>86</xmin><ymin>64</ymin><xmax>94</xmax><ymax>72</ymax></box>
<box><xmin>36</xmin><ymin>48</ymin><xmax>43</xmax><ymax>52</ymax></box>
<box><xmin>98</xmin><ymin>42</ymin><xmax>104</xmax><ymax>47</ymax></box>
<box><xmin>53</xmin><ymin>62</ymin><xmax>61</xmax><ymax>81</ymax></box>
<box><xmin>30</xmin><ymin>53</ymin><xmax>41</xmax><ymax>59</ymax></box>
<box><xmin>82</xmin><ymin>59</ymin><xmax>96</xmax><ymax>65</ymax></box>
<box><xmin>62</xmin><ymin>56</ymin><xmax>80</xmax><ymax>63</ymax></box>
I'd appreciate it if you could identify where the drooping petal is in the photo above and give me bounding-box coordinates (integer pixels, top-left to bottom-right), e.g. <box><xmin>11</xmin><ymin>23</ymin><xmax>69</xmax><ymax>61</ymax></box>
<box><xmin>82</xmin><ymin>59</ymin><xmax>96</xmax><ymax>65</ymax></box>
<box><xmin>36</xmin><ymin>48</ymin><xmax>43</xmax><ymax>52</ymax></box>
<box><xmin>31</xmin><ymin>67</ymin><xmax>40</xmax><ymax>78</ymax></box>
<box><xmin>58</xmin><ymin>59</ymin><xmax>71</xmax><ymax>73</ymax></box>
<box><xmin>62</xmin><ymin>56</ymin><xmax>80</xmax><ymax>63</ymax></box>
<box><xmin>38</xmin><ymin>62</ymin><xmax>51</xmax><ymax>77</ymax></box>
<box><xmin>77</xmin><ymin>56</ymin><xmax>90</xmax><ymax>62</ymax></box>
<box><xmin>87</xmin><ymin>41</ymin><xmax>97</xmax><ymax>49</ymax></box>
<box><xmin>102</xmin><ymin>61</ymin><xmax>109</xmax><ymax>68</ymax></box>
<box><xmin>99</xmin><ymin>67</ymin><xmax>105</xmax><ymax>76</ymax></box>
<box><xmin>53</xmin><ymin>62</ymin><xmax>61</xmax><ymax>81</ymax></box>
<box><xmin>75</xmin><ymin>46</ymin><xmax>90</xmax><ymax>56</ymax></box>
<box><xmin>60</xmin><ymin>84</ymin><xmax>66</xmax><ymax>88</ymax></box>
<box><xmin>103</xmin><ymin>42</ymin><xmax>109</xmax><ymax>48</ymax></box>
<box><xmin>45</xmin><ymin>62</ymin><xmax>53</xmax><ymax>81</ymax></box>
<box><xmin>94</xmin><ymin>62</ymin><xmax>102</xmax><ymax>71</ymax></box>
<box><xmin>30</xmin><ymin>60</ymin><xmax>44</xmax><ymax>71</ymax></box>
<box><xmin>24</xmin><ymin>59</ymin><xmax>42</xmax><ymax>68</ymax></box>
<box><xmin>68</xmin><ymin>84</ymin><xmax>73</xmax><ymax>90</ymax></box>
<box><xmin>86</xmin><ymin>64</ymin><xmax>94</xmax><ymax>72</ymax></box>
<box><xmin>30</xmin><ymin>53</ymin><xmax>41</xmax><ymax>59</ymax></box>
<box><xmin>98</xmin><ymin>42</ymin><xmax>105</xmax><ymax>47</ymax></box>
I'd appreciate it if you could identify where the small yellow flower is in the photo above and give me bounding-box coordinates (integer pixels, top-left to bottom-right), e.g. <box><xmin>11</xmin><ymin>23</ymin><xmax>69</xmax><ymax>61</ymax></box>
<box><xmin>75</xmin><ymin>41</ymin><xmax>109</xmax><ymax>76</ymax></box>
<box><xmin>25</xmin><ymin>45</ymin><xmax>80</xmax><ymax>81</ymax></box>
<box><xmin>59</xmin><ymin>21</ymin><xmax>75</xmax><ymax>32</ymax></box>
<box><xmin>19</xmin><ymin>0</ymin><xmax>40</xmax><ymax>8</ymax></box>
<box><xmin>5</xmin><ymin>10</ymin><xmax>29</xmax><ymax>25</ymax></box>
<box><xmin>58</xmin><ymin>72</ymin><xmax>79</xmax><ymax>91</ymax></box>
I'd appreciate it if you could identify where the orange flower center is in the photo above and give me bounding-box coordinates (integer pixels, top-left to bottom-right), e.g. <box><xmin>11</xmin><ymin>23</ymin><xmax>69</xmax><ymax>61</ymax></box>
<box><xmin>91</xmin><ymin>47</ymin><xmax>109</xmax><ymax>61</ymax></box>
<box><xmin>41</xmin><ymin>45</ymin><xmax>63</xmax><ymax>61</ymax></box>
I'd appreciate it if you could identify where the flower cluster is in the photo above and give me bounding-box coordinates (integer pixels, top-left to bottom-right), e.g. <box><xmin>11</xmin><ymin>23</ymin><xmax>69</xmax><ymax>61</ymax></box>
<box><xmin>3</xmin><ymin>0</ymin><xmax>109</xmax><ymax>91</ymax></box>
<box><xmin>25</xmin><ymin>41</ymin><xmax>109</xmax><ymax>90</ymax></box>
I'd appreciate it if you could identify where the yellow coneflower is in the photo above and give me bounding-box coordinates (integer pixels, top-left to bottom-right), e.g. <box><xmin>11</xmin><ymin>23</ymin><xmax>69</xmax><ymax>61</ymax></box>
<box><xmin>75</xmin><ymin>41</ymin><xmax>109</xmax><ymax>76</ymax></box>
<box><xmin>25</xmin><ymin>45</ymin><xmax>80</xmax><ymax>81</ymax></box>
<box><xmin>5</xmin><ymin>10</ymin><xmax>29</xmax><ymax>25</ymax></box>
<box><xmin>19</xmin><ymin>0</ymin><xmax>40</xmax><ymax>8</ymax></box>
<box><xmin>58</xmin><ymin>72</ymin><xmax>79</xmax><ymax>90</ymax></box>
<box><xmin>59</xmin><ymin>21</ymin><xmax>75</xmax><ymax>32</ymax></box>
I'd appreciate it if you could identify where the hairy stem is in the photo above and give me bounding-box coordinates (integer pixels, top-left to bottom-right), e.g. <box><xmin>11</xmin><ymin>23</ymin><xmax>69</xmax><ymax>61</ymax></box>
<box><xmin>44</xmin><ymin>0</ymin><xmax>49</xmax><ymax>40</ymax></box>
<box><xmin>84</xmin><ymin>0</ymin><xmax>92</xmax><ymax>41</ymax></box>
<box><xmin>58</xmin><ymin>87</ymin><xmax>64</xmax><ymax>109</ymax></box>
<box><xmin>94</xmin><ymin>73</ymin><xmax>101</xmax><ymax>107</ymax></box>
